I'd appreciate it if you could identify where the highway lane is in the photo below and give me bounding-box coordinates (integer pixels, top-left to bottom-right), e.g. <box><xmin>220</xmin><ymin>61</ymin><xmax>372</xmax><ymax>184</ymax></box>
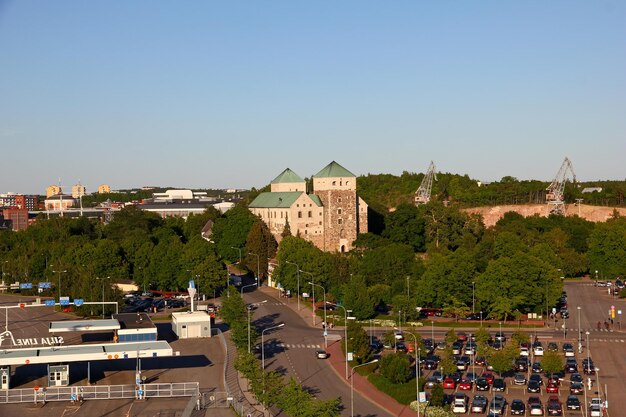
<box><xmin>244</xmin><ymin>289</ymin><xmax>394</xmax><ymax>417</ymax></box>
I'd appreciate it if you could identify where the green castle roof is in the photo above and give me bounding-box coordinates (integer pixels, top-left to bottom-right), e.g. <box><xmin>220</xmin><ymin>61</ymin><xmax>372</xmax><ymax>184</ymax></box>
<box><xmin>271</xmin><ymin>168</ymin><xmax>305</xmax><ymax>184</ymax></box>
<box><xmin>313</xmin><ymin>161</ymin><xmax>355</xmax><ymax>178</ymax></box>
<box><xmin>249</xmin><ymin>192</ymin><xmax>303</xmax><ymax>208</ymax></box>
<box><xmin>249</xmin><ymin>192</ymin><xmax>323</xmax><ymax>208</ymax></box>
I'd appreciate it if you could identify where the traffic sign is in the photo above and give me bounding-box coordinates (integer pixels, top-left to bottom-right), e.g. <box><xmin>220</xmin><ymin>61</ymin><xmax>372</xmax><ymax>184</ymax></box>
<box><xmin>45</xmin><ymin>299</ymin><xmax>55</xmax><ymax>306</ymax></box>
<box><xmin>20</xmin><ymin>283</ymin><xmax>33</xmax><ymax>289</ymax></box>
<box><xmin>60</xmin><ymin>297</ymin><xmax>70</xmax><ymax>306</ymax></box>
<box><xmin>74</xmin><ymin>299</ymin><xmax>84</xmax><ymax>306</ymax></box>
<box><xmin>38</xmin><ymin>282</ymin><xmax>52</xmax><ymax>289</ymax></box>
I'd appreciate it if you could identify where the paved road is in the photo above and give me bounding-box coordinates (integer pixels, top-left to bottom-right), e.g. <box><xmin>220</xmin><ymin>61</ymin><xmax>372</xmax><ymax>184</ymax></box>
<box><xmin>245</xmin><ymin>288</ymin><xmax>394</xmax><ymax>417</ymax></box>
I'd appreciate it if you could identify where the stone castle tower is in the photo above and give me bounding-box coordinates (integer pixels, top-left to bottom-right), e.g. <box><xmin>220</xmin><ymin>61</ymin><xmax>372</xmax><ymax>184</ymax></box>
<box><xmin>312</xmin><ymin>161</ymin><xmax>368</xmax><ymax>252</ymax></box>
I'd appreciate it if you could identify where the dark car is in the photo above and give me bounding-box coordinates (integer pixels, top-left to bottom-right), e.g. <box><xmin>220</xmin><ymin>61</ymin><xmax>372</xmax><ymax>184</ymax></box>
<box><xmin>547</xmin><ymin>397</ymin><xmax>562</xmax><ymax>416</ymax></box>
<box><xmin>527</xmin><ymin>380</ymin><xmax>541</xmax><ymax>393</ymax></box>
<box><xmin>565</xmin><ymin>358</ymin><xmax>578</xmax><ymax>373</ymax></box>
<box><xmin>515</xmin><ymin>358</ymin><xmax>528</xmax><ymax>372</ymax></box>
<box><xmin>476</xmin><ymin>377</ymin><xmax>490</xmax><ymax>391</ymax></box>
<box><xmin>566</xmin><ymin>395</ymin><xmax>581</xmax><ymax>410</ymax></box>
<box><xmin>511</xmin><ymin>399</ymin><xmax>526</xmax><ymax>415</ymax></box>
<box><xmin>493</xmin><ymin>378</ymin><xmax>506</xmax><ymax>392</ymax></box>
<box><xmin>529</xmin><ymin>373</ymin><xmax>543</xmax><ymax>385</ymax></box>
<box><xmin>570</xmin><ymin>382</ymin><xmax>584</xmax><ymax>395</ymax></box>
<box><xmin>424</xmin><ymin>359</ymin><xmax>438</xmax><ymax>370</ymax></box>
<box><xmin>471</xmin><ymin>394</ymin><xmax>488</xmax><ymax>413</ymax></box>
<box><xmin>547</xmin><ymin>342</ymin><xmax>558</xmax><ymax>352</ymax></box>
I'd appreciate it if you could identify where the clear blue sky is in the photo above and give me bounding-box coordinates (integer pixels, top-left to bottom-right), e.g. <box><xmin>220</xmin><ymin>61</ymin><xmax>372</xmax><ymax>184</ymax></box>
<box><xmin>1</xmin><ymin>1</ymin><xmax>624</xmax><ymax>194</ymax></box>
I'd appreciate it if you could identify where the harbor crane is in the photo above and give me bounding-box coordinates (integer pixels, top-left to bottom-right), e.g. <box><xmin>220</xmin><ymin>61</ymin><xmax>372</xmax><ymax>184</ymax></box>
<box><xmin>546</xmin><ymin>157</ymin><xmax>576</xmax><ymax>215</ymax></box>
<box><xmin>415</xmin><ymin>161</ymin><xmax>437</xmax><ymax>205</ymax></box>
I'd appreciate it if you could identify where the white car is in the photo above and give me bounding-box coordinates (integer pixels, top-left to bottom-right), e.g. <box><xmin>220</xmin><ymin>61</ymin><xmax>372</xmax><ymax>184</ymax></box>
<box><xmin>533</xmin><ymin>346</ymin><xmax>544</xmax><ymax>356</ymax></box>
<box><xmin>589</xmin><ymin>398</ymin><xmax>603</xmax><ymax>407</ymax></box>
<box><xmin>519</xmin><ymin>347</ymin><xmax>530</xmax><ymax>356</ymax></box>
<box><xmin>452</xmin><ymin>395</ymin><xmax>468</xmax><ymax>414</ymax></box>
<box><xmin>589</xmin><ymin>405</ymin><xmax>602</xmax><ymax>417</ymax></box>
<box><xmin>529</xmin><ymin>403</ymin><xmax>544</xmax><ymax>415</ymax></box>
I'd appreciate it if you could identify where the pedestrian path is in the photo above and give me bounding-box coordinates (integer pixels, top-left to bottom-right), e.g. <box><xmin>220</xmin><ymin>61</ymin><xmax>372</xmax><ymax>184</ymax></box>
<box><xmin>266</xmin><ymin>342</ymin><xmax>323</xmax><ymax>349</ymax></box>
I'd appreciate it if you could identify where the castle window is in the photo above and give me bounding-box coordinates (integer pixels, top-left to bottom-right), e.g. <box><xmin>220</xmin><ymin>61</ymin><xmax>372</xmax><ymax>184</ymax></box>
<box><xmin>308</xmin><ymin>211</ymin><xmax>312</xmax><ymax>218</ymax></box>
<box><xmin>281</xmin><ymin>212</ymin><xmax>283</xmax><ymax>218</ymax></box>
<box><xmin>346</xmin><ymin>181</ymin><xmax>350</xmax><ymax>186</ymax></box>
<box><xmin>338</xmin><ymin>219</ymin><xmax>343</xmax><ymax>225</ymax></box>
<box><xmin>332</xmin><ymin>181</ymin><xmax>336</xmax><ymax>186</ymax></box>
<box><xmin>319</xmin><ymin>221</ymin><xmax>322</xmax><ymax>225</ymax></box>
<box><xmin>298</xmin><ymin>211</ymin><xmax>302</xmax><ymax>218</ymax></box>
<box><xmin>340</xmin><ymin>181</ymin><xmax>342</xmax><ymax>186</ymax></box>
<box><xmin>337</xmin><ymin>208</ymin><xmax>342</xmax><ymax>215</ymax></box>
<box><xmin>304</xmin><ymin>230</ymin><xmax>308</xmax><ymax>235</ymax></box>
<box><xmin>337</xmin><ymin>198</ymin><xmax>342</xmax><ymax>203</ymax></box>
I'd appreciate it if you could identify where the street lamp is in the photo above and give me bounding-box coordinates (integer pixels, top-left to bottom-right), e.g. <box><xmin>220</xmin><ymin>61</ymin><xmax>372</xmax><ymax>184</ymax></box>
<box><xmin>247</xmin><ymin>300</ymin><xmax>267</xmax><ymax>352</ymax></box>
<box><xmin>403</xmin><ymin>332</ymin><xmax>421</xmax><ymax>417</ymax></box>
<box><xmin>406</xmin><ymin>276</ymin><xmax>410</xmax><ymax>299</ymax></box>
<box><xmin>262</xmin><ymin>323</ymin><xmax>285</xmax><ymax>370</ymax></box>
<box><xmin>431</xmin><ymin>321</ymin><xmax>434</xmax><ymax>343</ymax></box>
<box><xmin>285</xmin><ymin>261</ymin><xmax>300</xmax><ymax>311</ymax></box>
<box><xmin>309</xmin><ymin>281</ymin><xmax>327</xmax><ymax>348</ymax></box>
<box><xmin>95</xmin><ymin>276</ymin><xmax>111</xmax><ymax>318</ymax></box>
<box><xmin>577</xmin><ymin>306</ymin><xmax>582</xmax><ymax>352</ymax></box>
<box><xmin>230</xmin><ymin>246</ymin><xmax>242</xmax><ymax>264</ymax></box>
<box><xmin>241</xmin><ymin>282</ymin><xmax>257</xmax><ymax>295</ymax></box>
<box><xmin>335</xmin><ymin>304</ymin><xmax>352</xmax><ymax>379</ymax></box>
<box><xmin>52</xmin><ymin>269</ymin><xmax>67</xmax><ymax>299</ymax></box>
<box><xmin>472</xmin><ymin>281</ymin><xmax>475</xmax><ymax>315</ymax></box>
<box><xmin>351</xmin><ymin>359</ymin><xmax>378</xmax><ymax>417</ymax></box>
<box><xmin>300</xmin><ymin>270</ymin><xmax>315</xmax><ymax>323</ymax></box>
<box><xmin>248</xmin><ymin>252</ymin><xmax>260</xmax><ymax>287</ymax></box>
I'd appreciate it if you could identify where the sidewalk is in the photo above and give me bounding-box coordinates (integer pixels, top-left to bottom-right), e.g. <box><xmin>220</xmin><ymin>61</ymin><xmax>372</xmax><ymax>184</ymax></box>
<box><xmin>257</xmin><ymin>286</ymin><xmax>417</xmax><ymax>417</ymax></box>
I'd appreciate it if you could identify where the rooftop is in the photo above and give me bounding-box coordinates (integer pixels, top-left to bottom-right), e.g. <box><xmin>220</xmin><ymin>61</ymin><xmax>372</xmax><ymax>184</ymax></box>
<box><xmin>313</xmin><ymin>161</ymin><xmax>355</xmax><ymax>178</ymax></box>
<box><xmin>271</xmin><ymin>168</ymin><xmax>304</xmax><ymax>184</ymax></box>
<box><xmin>113</xmin><ymin>313</ymin><xmax>156</xmax><ymax>330</ymax></box>
<box><xmin>248</xmin><ymin>191</ymin><xmax>303</xmax><ymax>208</ymax></box>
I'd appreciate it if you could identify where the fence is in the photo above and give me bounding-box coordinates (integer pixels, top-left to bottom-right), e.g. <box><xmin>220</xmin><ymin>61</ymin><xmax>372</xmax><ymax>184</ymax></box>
<box><xmin>0</xmin><ymin>382</ymin><xmax>199</xmax><ymax>405</ymax></box>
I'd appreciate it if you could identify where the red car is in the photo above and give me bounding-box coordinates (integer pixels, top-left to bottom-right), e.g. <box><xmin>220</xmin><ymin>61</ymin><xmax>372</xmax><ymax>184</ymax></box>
<box><xmin>458</xmin><ymin>378</ymin><xmax>472</xmax><ymax>390</ymax></box>
<box><xmin>457</xmin><ymin>332</ymin><xmax>468</xmax><ymax>342</ymax></box>
<box><xmin>482</xmin><ymin>372</ymin><xmax>494</xmax><ymax>385</ymax></box>
<box><xmin>443</xmin><ymin>377</ymin><xmax>456</xmax><ymax>389</ymax></box>
<box><xmin>546</xmin><ymin>382</ymin><xmax>559</xmax><ymax>393</ymax></box>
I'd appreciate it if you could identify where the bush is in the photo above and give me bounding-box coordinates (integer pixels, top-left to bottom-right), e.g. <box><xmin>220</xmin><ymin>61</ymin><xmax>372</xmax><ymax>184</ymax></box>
<box><xmin>379</xmin><ymin>352</ymin><xmax>412</xmax><ymax>384</ymax></box>
<box><xmin>368</xmin><ymin>373</ymin><xmax>419</xmax><ymax>405</ymax></box>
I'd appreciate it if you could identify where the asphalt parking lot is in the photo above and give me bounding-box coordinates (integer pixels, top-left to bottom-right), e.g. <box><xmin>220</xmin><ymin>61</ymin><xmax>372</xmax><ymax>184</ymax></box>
<box><xmin>0</xmin><ymin>294</ymin><xmax>229</xmax><ymax>417</ymax></box>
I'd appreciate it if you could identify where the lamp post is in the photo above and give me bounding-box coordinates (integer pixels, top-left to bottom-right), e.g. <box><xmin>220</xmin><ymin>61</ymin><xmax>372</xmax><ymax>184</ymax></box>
<box><xmin>95</xmin><ymin>276</ymin><xmax>111</xmax><ymax>318</ymax></box>
<box><xmin>261</xmin><ymin>323</ymin><xmax>285</xmax><ymax>370</ymax></box>
<box><xmin>309</xmin><ymin>281</ymin><xmax>327</xmax><ymax>348</ymax></box>
<box><xmin>52</xmin><ymin>269</ymin><xmax>67</xmax><ymax>299</ymax></box>
<box><xmin>248</xmin><ymin>252</ymin><xmax>260</xmax><ymax>287</ymax></box>
<box><xmin>300</xmin><ymin>270</ymin><xmax>315</xmax><ymax>323</ymax></box>
<box><xmin>247</xmin><ymin>300</ymin><xmax>267</xmax><ymax>353</ymax></box>
<box><xmin>230</xmin><ymin>246</ymin><xmax>242</xmax><ymax>264</ymax></box>
<box><xmin>404</xmin><ymin>332</ymin><xmax>421</xmax><ymax>417</ymax></box>
<box><xmin>241</xmin><ymin>282</ymin><xmax>256</xmax><ymax>296</ymax></box>
<box><xmin>351</xmin><ymin>359</ymin><xmax>378</xmax><ymax>417</ymax></box>
<box><xmin>431</xmin><ymin>321</ymin><xmax>434</xmax><ymax>343</ymax></box>
<box><xmin>472</xmin><ymin>281</ymin><xmax>476</xmax><ymax>315</ymax></box>
<box><xmin>406</xmin><ymin>276</ymin><xmax>410</xmax><ymax>298</ymax></box>
<box><xmin>285</xmin><ymin>261</ymin><xmax>300</xmax><ymax>311</ymax></box>
<box><xmin>335</xmin><ymin>304</ymin><xmax>351</xmax><ymax>379</ymax></box>
<box><xmin>577</xmin><ymin>306</ymin><xmax>582</xmax><ymax>352</ymax></box>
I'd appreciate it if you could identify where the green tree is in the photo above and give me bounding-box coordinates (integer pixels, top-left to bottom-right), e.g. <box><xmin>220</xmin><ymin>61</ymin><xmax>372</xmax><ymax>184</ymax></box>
<box><xmin>587</xmin><ymin>218</ymin><xmax>626</xmax><ymax>278</ymax></box>
<box><xmin>343</xmin><ymin>275</ymin><xmax>375</xmax><ymax>319</ymax></box>
<box><xmin>211</xmin><ymin>205</ymin><xmax>256</xmax><ymax>262</ymax></box>
<box><xmin>510</xmin><ymin>330</ymin><xmax>530</xmax><ymax>347</ymax></box>
<box><xmin>347</xmin><ymin>321</ymin><xmax>372</xmax><ymax>363</ymax></box>
<box><xmin>429</xmin><ymin>384</ymin><xmax>445</xmax><ymax>407</ymax></box>
<box><xmin>382</xmin><ymin>203</ymin><xmax>426</xmax><ymax>251</ymax></box>
<box><xmin>244</xmin><ymin>220</ymin><xmax>278</xmax><ymax>281</ymax></box>
<box><xmin>541</xmin><ymin>350</ymin><xmax>563</xmax><ymax>375</ymax></box>
<box><xmin>379</xmin><ymin>353</ymin><xmax>412</xmax><ymax>384</ymax></box>
<box><xmin>489</xmin><ymin>344</ymin><xmax>517</xmax><ymax>375</ymax></box>
<box><xmin>445</xmin><ymin>329</ymin><xmax>457</xmax><ymax>344</ymax></box>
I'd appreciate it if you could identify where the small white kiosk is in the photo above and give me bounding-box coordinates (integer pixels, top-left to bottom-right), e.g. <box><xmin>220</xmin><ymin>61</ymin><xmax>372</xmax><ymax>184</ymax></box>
<box><xmin>171</xmin><ymin>311</ymin><xmax>212</xmax><ymax>339</ymax></box>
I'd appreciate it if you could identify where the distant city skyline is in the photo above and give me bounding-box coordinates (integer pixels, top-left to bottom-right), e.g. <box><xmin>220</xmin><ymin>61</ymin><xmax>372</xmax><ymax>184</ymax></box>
<box><xmin>1</xmin><ymin>1</ymin><xmax>624</xmax><ymax>194</ymax></box>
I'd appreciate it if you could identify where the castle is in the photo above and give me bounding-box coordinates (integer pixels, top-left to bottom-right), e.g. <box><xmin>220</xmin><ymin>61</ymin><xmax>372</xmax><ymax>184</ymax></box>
<box><xmin>248</xmin><ymin>161</ymin><xmax>368</xmax><ymax>252</ymax></box>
